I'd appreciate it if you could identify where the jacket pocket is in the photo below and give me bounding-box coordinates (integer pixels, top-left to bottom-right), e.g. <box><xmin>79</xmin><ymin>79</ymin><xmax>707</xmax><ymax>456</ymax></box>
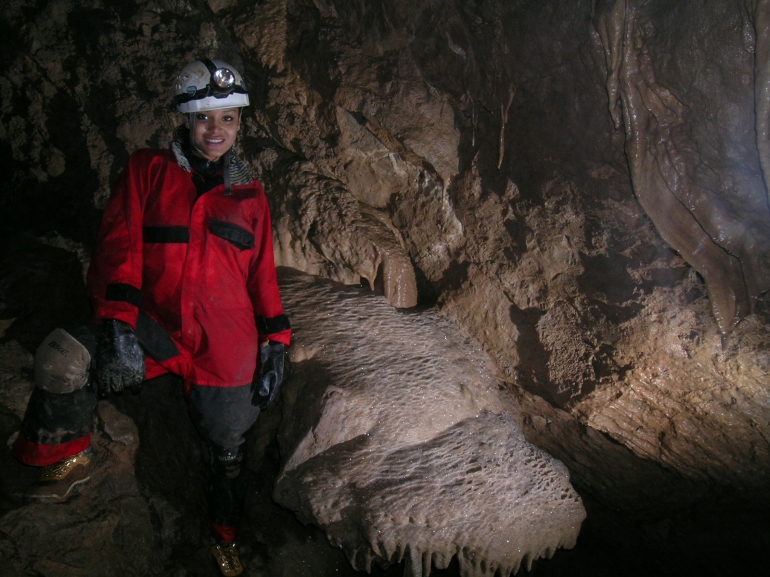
<box><xmin>209</xmin><ymin>219</ymin><xmax>255</xmax><ymax>250</ymax></box>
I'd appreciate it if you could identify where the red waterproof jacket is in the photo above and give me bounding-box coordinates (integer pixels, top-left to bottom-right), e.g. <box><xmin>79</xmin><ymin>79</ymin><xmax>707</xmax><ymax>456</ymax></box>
<box><xmin>87</xmin><ymin>147</ymin><xmax>291</xmax><ymax>387</ymax></box>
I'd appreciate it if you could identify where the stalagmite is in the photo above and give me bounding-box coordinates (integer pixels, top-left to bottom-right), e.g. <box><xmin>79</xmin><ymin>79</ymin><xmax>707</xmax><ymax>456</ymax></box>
<box><xmin>274</xmin><ymin>270</ymin><xmax>586</xmax><ymax>577</ymax></box>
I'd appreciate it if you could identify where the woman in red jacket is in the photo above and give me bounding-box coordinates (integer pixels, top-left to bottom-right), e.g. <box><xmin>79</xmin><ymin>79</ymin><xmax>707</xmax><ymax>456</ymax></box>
<box><xmin>14</xmin><ymin>58</ymin><xmax>290</xmax><ymax>577</ymax></box>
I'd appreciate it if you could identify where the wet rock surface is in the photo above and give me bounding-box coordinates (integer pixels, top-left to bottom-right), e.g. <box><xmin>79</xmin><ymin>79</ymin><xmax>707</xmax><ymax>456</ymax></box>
<box><xmin>596</xmin><ymin>0</ymin><xmax>770</xmax><ymax>333</ymax></box>
<box><xmin>1</xmin><ymin>0</ymin><xmax>770</xmax><ymax>575</ymax></box>
<box><xmin>275</xmin><ymin>271</ymin><xmax>585</xmax><ymax>577</ymax></box>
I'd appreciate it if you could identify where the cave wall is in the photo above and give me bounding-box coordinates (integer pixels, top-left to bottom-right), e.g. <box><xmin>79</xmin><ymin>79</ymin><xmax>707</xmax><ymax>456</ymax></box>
<box><xmin>0</xmin><ymin>0</ymin><xmax>248</xmax><ymax>243</ymax></box>
<box><xmin>597</xmin><ymin>0</ymin><xmax>770</xmax><ymax>333</ymax></box>
<box><xmin>207</xmin><ymin>0</ymin><xmax>770</xmax><ymax>494</ymax></box>
<box><xmin>1</xmin><ymin>0</ymin><xmax>770</xmax><ymax>572</ymax></box>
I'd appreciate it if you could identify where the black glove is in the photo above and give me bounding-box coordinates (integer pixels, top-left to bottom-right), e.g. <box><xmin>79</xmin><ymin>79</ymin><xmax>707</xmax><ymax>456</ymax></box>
<box><xmin>95</xmin><ymin>319</ymin><xmax>145</xmax><ymax>396</ymax></box>
<box><xmin>253</xmin><ymin>341</ymin><xmax>285</xmax><ymax>409</ymax></box>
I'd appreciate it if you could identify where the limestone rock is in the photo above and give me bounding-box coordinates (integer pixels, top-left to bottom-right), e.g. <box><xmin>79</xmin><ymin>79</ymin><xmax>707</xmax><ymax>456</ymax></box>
<box><xmin>0</xmin><ymin>341</ymin><xmax>34</xmax><ymax>420</ymax></box>
<box><xmin>272</xmin><ymin>162</ymin><xmax>418</xmax><ymax>308</ymax></box>
<box><xmin>595</xmin><ymin>0</ymin><xmax>770</xmax><ymax>333</ymax></box>
<box><xmin>274</xmin><ymin>271</ymin><xmax>586</xmax><ymax>576</ymax></box>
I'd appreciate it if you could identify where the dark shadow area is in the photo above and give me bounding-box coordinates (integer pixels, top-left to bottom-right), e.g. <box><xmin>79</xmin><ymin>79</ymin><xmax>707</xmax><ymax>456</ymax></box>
<box><xmin>508</xmin><ymin>304</ymin><xmax>553</xmax><ymax>402</ymax></box>
<box><xmin>0</xmin><ymin>234</ymin><xmax>91</xmax><ymax>352</ymax></box>
<box><xmin>111</xmin><ymin>376</ymin><xmax>209</xmax><ymax>561</ymax></box>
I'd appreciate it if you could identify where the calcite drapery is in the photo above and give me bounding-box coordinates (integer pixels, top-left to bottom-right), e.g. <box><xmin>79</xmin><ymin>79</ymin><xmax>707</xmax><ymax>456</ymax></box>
<box><xmin>596</xmin><ymin>0</ymin><xmax>770</xmax><ymax>333</ymax></box>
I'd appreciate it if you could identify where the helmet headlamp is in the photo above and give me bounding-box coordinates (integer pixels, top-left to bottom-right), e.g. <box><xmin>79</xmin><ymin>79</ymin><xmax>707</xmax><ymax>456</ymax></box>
<box><xmin>172</xmin><ymin>58</ymin><xmax>250</xmax><ymax>112</ymax></box>
<box><xmin>212</xmin><ymin>68</ymin><xmax>235</xmax><ymax>92</ymax></box>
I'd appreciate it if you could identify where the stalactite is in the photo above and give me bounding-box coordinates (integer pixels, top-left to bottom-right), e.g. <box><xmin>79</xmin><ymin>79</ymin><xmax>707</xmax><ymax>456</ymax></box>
<box><xmin>752</xmin><ymin>0</ymin><xmax>770</xmax><ymax>208</ymax></box>
<box><xmin>497</xmin><ymin>85</ymin><xmax>516</xmax><ymax>170</ymax></box>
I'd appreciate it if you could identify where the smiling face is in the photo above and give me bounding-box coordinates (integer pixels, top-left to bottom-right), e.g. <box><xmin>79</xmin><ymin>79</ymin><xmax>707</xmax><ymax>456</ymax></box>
<box><xmin>185</xmin><ymin>107</ymin><xmax>241</xmax><ymax>162</ymax></box>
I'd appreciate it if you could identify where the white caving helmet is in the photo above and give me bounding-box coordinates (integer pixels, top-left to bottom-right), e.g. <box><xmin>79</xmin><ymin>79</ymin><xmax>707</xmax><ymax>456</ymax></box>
<box><xmin>173</xmin><ymin>58</ymin><xmax>249</xmax><ymax>113</ymax></box>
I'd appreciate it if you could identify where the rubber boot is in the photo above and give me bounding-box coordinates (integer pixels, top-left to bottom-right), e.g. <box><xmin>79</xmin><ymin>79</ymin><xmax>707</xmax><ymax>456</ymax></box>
<box><xmin>24</xmin><ymin>448</ymin><xmax>92</xmax><ymax>503</ymax></box>
<box><xmin>210</xmin><ymin>541</ymin><xmax>244</xmax><ymax>576</ymax></box>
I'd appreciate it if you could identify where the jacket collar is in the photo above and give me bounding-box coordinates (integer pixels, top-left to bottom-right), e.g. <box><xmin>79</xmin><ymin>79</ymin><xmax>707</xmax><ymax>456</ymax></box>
<box><xmin>171</xmin><ymin>137</ymin><xmax>253</xmax><ymax>186</ymax></box>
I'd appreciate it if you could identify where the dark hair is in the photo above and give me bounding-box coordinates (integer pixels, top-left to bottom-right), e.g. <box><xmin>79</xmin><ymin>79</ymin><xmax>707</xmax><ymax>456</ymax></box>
<box><xmin>173</xmin><ymin>124</ymin><xmax>191</xmax><ymax>146</ymax></box>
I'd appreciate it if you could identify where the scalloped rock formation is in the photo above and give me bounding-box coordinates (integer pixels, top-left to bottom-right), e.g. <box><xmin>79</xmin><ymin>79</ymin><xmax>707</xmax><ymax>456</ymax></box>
<box><xmin>274</xmin><ymin>271</ymin><xmax>585</xmax><ymax>576</ymax></box>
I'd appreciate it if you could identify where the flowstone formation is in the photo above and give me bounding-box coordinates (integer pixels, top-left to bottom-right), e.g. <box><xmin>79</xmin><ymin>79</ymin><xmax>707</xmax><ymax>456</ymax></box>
<box><xmin>272</xmin><ymin>164</ymin><xmax>418</xmax><ymax>309</ymax></box>
<box><xmin>596</xmin><ymin>0</ymin><xmax>770</xmax><ymax>334</ymax></box>
<box><xmin>274</xmin><ymin>271</ymin><xmax>586</xmax><ymax>577</ymax></box>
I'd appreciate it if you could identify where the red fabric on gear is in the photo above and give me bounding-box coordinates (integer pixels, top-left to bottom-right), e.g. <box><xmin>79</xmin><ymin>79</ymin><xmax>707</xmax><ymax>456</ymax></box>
<box><xmin>13</xmin><ymin>432</ymin><xmax>91</xmax><ymax>467</ymax></box>
<box><xmin>87</xmin><ymin>149</ymin><xmax>291</xmax><ymax>386</ymax></box>
<box><xmin>144</xmin><ymin>356</ymin><xmax>170</xmax><ymax>381</ymax></box>
<box><xmin>212</xmin><ymin>522</ymin><xmax>239</xmax><ymax>544</ymax></box>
